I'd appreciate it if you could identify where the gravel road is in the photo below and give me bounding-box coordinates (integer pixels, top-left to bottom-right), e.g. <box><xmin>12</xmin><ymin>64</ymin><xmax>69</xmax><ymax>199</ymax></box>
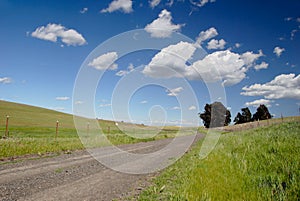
<box><xmin>0</xmin><ymin>134</ymin><xmax>203</xmax><ymax>201</ymax></box>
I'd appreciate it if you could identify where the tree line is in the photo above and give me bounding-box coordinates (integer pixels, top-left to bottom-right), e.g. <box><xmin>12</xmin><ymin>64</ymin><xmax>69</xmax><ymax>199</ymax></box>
<box><xmin>198</xmin><ymin>101</ymin><xmax>272</xmax><ymax>128</ymax></box>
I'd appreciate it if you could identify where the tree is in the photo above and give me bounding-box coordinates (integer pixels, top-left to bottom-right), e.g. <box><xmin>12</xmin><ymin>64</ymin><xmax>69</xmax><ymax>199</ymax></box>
<box><xmin>199</xmin><ymin>102</ymin><xmax>231</xmax><ymax>128</ymax></box>
<box><xmin>252</xmin><ymin>104</ymin><xmax>272</xmax><ymax>121</ymax></box>
<box><xmin>234</xmin><ymin>107</ymin><xmax>252</xmax><ymax>124</ymax></box>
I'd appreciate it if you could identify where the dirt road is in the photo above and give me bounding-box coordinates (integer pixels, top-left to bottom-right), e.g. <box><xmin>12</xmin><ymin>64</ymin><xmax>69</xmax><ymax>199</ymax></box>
<box><xmin>0</xmin><ymin>134</ymin><xmax>203</xmax><ymax>201</ymax></box>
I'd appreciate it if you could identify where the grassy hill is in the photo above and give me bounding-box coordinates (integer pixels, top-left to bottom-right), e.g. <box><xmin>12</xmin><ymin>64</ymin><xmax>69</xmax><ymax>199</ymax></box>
<box><xmin>0</xmin><ymin>100</ymin><xmax>181</xmax><ymax>160</ymax></box>
<box><xmin>0</xmin><ymin>100</ymin><xmax>75</xmax><ymax>128</ymax></box>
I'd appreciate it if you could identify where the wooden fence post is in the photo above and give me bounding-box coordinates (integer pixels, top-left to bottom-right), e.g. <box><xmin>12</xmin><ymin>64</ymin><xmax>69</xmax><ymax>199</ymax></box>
<box><xmin>55</xmin><ymin>120</ymin><xmax>59</xmax><ymax>140</ymax></box>
<box><xmin>4</xmin><ymin>115</ymin><xmax>9</xmax><ymax>138</ymax></box>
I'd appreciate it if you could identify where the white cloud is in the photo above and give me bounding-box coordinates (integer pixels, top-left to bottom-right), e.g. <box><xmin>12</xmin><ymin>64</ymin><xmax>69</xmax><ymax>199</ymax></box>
<box><xmin>284</xmin><ymin>17</ymin><xmax>293</xmax><ymax>21</ymax></box>
<box><xmin>144</xmin><ymin>41</ymin><xmax>264</xmax><ymax>86</ymax></box>
<box><xmin>75</xmin><ymin>100</ymin><xmax>84</xmax><ymax>105</ymax></box>
<box><xmin>100</xmin><ymin>103</ymin><xmax>112</xmax><ymax>107</ymax></box>
<box><xmin>188</xmin><ymin>105</ymin><xmax>197</xmax><ymax>110</ymax></box>
<box><xmin>149</xmin><ymin>0</ymin><xmax>161</xmax><ymax>8</ymax></box>
<box><xmin>31</xmin><ymin>23</ymin><xmax>87</xmax><ymax>46</ymax></box>
<box><xmin>240</xmin><ymin>50</ymin><xmax>264</xmax><ymax>67</ymax></box>
<box><xmin>52</xmin><ymin>107</ymin><xmax>65</xmax><ymax>111</ymax></box>
<box><xmin>241</xmin><ymin>73</ymin><xmax>300</xmax><ymax>99</ymax></box>
<box><xmin>290</xmin><ymin>29</ymin><xmax>298</xmax><ymax>40</ymax></box>
<box><xmin>170</xmin><ymin>106</ymin><xmax>181</xmax><ymax>110</ymax></box>
<box><xmin>140</xmin><ymin>100</ymin><xmax>148</xmax><ymax>104</ymax></box>
<box><xmin>143</xmin><ymin>41</ymin><xmax>196</xmax><ymax>78</ymax></box>
<box><xmin>80</xmin><ymin>7</ymin><xmax>88</xmax><ymax>14</ymax></box>
<box><xmin>273</xmin><ymin>46</ymin><xmax>285</xmax><ymax>57</ymax></box>
<box><xmin>167</xmin><ymin>0</ymin><xmax>174</xmax><ymax>6</ymax></box>
<box><xmin>196</xmin><ymin>27</ymin><xmax>218</xmax><ymax>45</ymax></box>
<box><xmin>145</xmin><ymin>9</ymin><xmax>183</xmax><ymax>38</ymax></box>
<box><xmin>0</xmin><ymin>77</ymin><xmax>12</xmax><ymax>84</ymax></box>
<box><xmin>207</xmin><ymin>39</ymin><xmax>226</xmax><ymax>49</ymax></box>
<box><xmin>101</xmin><ymin>0</ymin><xmax>133</xmax><ymax>13</ymax></box>
<box><xmin>116</xmin><ymin>63</ymin><xmax>134</xmax><ymax>76</ymax></box>
<box><xmin>190</xmin><ymin>0</ymin><xmax>216</xmax><ymax>7</ymax></box>
<box><xmin>186</xmin><ymin>50</ymin><xmax>248</xmax><ymax>86</ymax></box>
<box><xmin>88</xmin><ymin>52</ymin><xmax>118</xmax><ymax>70</ymax></box>
<box><xmin>297</xmin><ymin>18</ymin><xmax>300</xmax><ymax>23</ymax></box>
<box><xmin>254</xmin><ymin>61</ymin><xmax>269</xmax><ymax>70</ymax></box>
<box><xmin>166</xmin><ymin>87</ymin><xmax>183</xmax><ymax>96</ymax></box>
<box><xmin>235</xmin><ymin>43</ymin><xmax>241</xmax><ymax>48</ymax></box>
<box><xmin>56</xmin><ymin>96</ymin><xmax>70</xmax><ymax>101</ymax></box>
<box><xmin>245</xmin><ymin>99</ymin><xmax>272</xmax><ymax>108</ymax></box>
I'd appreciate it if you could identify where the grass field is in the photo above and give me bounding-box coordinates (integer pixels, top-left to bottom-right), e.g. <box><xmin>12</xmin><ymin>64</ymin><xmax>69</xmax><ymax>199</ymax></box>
<box><xmin>0</xmin><ymin>100</ymin><xmax>183</xmax><ymax>159</ymax></box>
<box><xmin>138</xmin><ymin>121</ymin><xmax>300</xmax><ymax>201</ymax></box>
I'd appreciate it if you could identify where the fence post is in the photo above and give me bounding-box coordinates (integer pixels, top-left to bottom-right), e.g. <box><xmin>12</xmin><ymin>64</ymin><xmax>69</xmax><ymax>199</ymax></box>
<box><xmin>87</xmin><ymin>122</ymin><xmax>90</xmax><ymax>135</ymax></box>
<box><xmin>55</xmin><ymin>120</ymin><xmax>59</xmax><ymax>140</ymax></box>
<box><xmin>4</xmin><ymin>115</ymin><xmax>9</xmax><ymax>138</ymax></box>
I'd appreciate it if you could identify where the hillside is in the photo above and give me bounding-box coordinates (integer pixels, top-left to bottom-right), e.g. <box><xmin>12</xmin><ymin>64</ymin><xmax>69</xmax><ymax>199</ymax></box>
<box><xmin>0</xmin><ymin>100</ymin><xmax>180</xmax><ymax>159</ymax></box>
<box><xmin>0</xmin><ymin>100</ymin><xmax>75</xmax><ymax>128</ymax></box>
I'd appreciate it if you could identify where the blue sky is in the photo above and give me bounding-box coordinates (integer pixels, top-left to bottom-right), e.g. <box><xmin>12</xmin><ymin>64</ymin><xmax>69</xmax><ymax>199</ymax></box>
<box><xmin>0</xmin><ymin>0</ymin><xmax>300</xmax><ymax>126</ymax></box>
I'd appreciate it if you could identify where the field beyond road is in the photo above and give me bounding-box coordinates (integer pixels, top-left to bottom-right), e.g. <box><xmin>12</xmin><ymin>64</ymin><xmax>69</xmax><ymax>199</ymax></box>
<box><xmin>0</xmin><ymin>100</ymin><xmax>184</xmax><ymax>160</ymax></box>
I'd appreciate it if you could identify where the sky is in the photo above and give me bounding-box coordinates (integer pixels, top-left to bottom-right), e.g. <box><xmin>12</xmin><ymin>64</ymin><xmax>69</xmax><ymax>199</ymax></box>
<box><xmin>0</xmin><ymin>0</ymin><xmax>300</xmax><ymax>126</ymax></box>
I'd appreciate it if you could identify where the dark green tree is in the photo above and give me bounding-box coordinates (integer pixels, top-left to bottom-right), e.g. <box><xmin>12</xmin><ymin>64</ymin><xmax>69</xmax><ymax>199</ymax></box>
<box><xmin>234</xmin><ymin>107</ymin><xmax>252</xmax><ymax>124</ymax></box>
<box><xmin>252</xmin><ymin>104</ymin><xmax>272</xmax><ymax>121</ymax></box>
<box><xmin>199</xmin><ymin>102</ymin><xmax>231</xmax><ymax>128</ymax></box>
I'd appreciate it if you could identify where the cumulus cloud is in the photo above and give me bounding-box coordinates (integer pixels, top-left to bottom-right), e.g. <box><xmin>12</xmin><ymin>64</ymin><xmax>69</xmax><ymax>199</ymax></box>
<box><xmin>80</xmin><ymin>7</ymin><xmax>88</xmax><ymax>14</ymax></box>
<box><xmin>101</xmin><ymin>0</ymin><xmax>133</xmax><ymax>13</ymax></box>
<box><xmin>290</xmin><ymin>29</ymin><xmax>298</xmax><ymax>40</ymax></box>
<box><xmin>149</xmin><ymin>0</ymin><xmax>161</xmax><ymax>8</ymax></box>
<box><xmin>56</xmin><ymin>96</ymin><xmax>70</xmax><ymax>101</ymax></box>
<box><xmin>190</xmin><ymin>0</ymin><xmax>216</xmax><ymax>7</ymax></box>
<box><xmin>196</xmin><ymin>27</ymin><xmax>218</xmax><ymax>45</ymax></box>
<box><xmin>88</xmin><ymin>52</ymin><xmax>118</xmax><ymax>70</ymax></box>
<box><xmin>116</xmin><ymin>63</ymin><xmax>134</xmax><ymax>76</ymax></box>
<box><xmin>140</xmin><ymin>100</ymin><xmax>148</xmax><ymax>104</ymax></box>
<box><xmin>143</xmin><ymin>41</ymin><xmax>196</xmax><ymax>78</ymax></box>
<box><xmin>186</xmin><ymin>50</ymin><xmax>247</xmax><ymax>86</ymax></box>
<box><xmin>207</xmin><ymin>39</ymin><xmax>226</xmax><ymax>49</ymax></box>
<box><xmin>254</xmin><ymin>61</ymin><xmax>269</xmax><ymax>70</ymax></box>
<box><xmin>144</xmin><ymin>40</ymin><xmax>264</xmax><ymax>86</ymax></box>
<box><xmin>240</xmin><ymin>50</ymin><xmax>264</xmax><ymax>67</ymax></box>
<box><xmin>100</xmin><ymin>103</ymin><xmax>112</xmax><ymax>107</ymax></box>
<box><xmin>170</xmin><ymin>106</ymin><xmax>181</xmax><ymax>110</ymax></box>
<box><xmin>52</xmin><ymin>107</ymin><xmax>65</xmax><ymax>111</ymax></box>
<box><xmin>188</xmin><ymin>105</ymin><xmax>197</xmax><ymax>110</ymax></box>
<box><xmin>284</xmin><ymin>17</ymin><xmax>293</xmax><ymax>21</ymax></box>
<box><xmin>75</xmin><ymin>100</ymin><xmax>84</xmax><ymax>105</ymax></box>
<box><xmin>273</xmin><ymin>46</ymin><xmax>285</xmax><ymax>57</ymax></box>
<box><xmin>145</xmin><ymin>9</ymin><xmax>183</xmax><ymax>38</ymax></box>
<box><xmin>245</xmin><ymin>99</ymin><xmax>272</xmax><ymax>107</ymax></box>
<box><xmin>31</xmin><ymin>23</ymin><xmax>87</xmax><ymax>46</ymax></box>
<box><xmin>0</xmin><ymin>77</ymin><xmax>12</xmax><ymax>84</ymax></box>
<box><xmin>235</xmin><ymin>43</ymin><xmax>241</xmax><ymax>48</ymax></box>
<box><xmin>241</xmin><ymin>73</ymin><xmax>300</xmax><ymax>99</ymax></box>
<box><xmin>166</xmin><ymin>87</ymin><xmax>183</xmax><ymax>96</ymax></box>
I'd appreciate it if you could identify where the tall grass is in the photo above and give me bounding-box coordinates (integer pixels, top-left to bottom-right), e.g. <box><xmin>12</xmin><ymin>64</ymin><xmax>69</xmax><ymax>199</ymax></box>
<box><xmin>138</xmin><ymin>122</ymin><xmax>300</xmax><ymax>200</ymax></box>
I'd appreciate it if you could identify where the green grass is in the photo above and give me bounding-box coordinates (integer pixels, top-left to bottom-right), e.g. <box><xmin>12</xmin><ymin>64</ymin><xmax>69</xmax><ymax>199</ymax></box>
<box><xmin>138</xmin><ymin>122</ymin><xmax>300</xmax><ymax>201</ymax></box>
<box><xmin>0</xmin><ymin>100</ymin><xmax>183</xmax><ymax>159</ymax></box>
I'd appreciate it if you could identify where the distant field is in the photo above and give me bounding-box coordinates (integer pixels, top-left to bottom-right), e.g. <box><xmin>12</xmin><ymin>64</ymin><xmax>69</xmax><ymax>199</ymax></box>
<box><xmin>0</xmin><ymin>100</ymin><xmax>185</xmax><ymax>159</ymax></box>
<box><xmin>138</xmin><ymin>121</ymin><xmax>300</xmax><ymax>200</ymax></box>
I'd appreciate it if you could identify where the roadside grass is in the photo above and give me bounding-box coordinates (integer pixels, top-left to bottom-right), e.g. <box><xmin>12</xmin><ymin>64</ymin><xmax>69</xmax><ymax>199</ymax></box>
<box><xmin>0</xmin><ymin>124</ymin><xmax>183</xmax><ymax>159</ymax></box>
<box><xmin>138</xmin><ymin>122</ymin><xmax>300</xmax><ymax>200</ymax></box>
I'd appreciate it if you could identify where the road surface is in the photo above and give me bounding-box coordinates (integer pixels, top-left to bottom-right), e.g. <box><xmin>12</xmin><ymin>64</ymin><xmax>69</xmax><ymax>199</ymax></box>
<box><xmin>0</xmin><ymin>134</ymin><xmax>203</xmax><ymax>201</ymax></box>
